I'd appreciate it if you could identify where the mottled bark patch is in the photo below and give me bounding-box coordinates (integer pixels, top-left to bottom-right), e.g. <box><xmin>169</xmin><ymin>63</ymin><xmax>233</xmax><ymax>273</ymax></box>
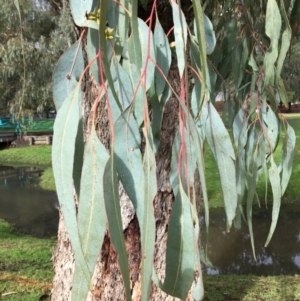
<box><xmin>124</xmin><ymin>216</ymin><xmax>141</xmax><ymax>284</ymax></box>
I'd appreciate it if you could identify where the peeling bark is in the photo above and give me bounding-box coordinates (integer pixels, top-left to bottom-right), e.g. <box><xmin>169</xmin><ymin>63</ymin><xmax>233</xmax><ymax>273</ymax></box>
<box><xmin>51</xmin><ymin>96</ymin><xmax>180</xmax><ymax>300</ymax></box>
<box><xmin>51</xmin><ymin>87</ymin><xmax>201</xmax><ymax>300</ymax></box>
<box><xmin>51</xmin><ymin>214</ymin><xmax>75</xmax><ymax>301</ymax></box>
<box><xmin>50</xmin><ymin>2</ymin><xmax>200</xmax><ymax>300</ymax></box>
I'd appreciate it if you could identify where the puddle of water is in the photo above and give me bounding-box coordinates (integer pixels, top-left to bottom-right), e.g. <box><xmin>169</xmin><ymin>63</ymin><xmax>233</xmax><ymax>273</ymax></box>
<box><xmin>202</xmin><ymin>207</ymin><xmax>300</xmax><ymax>276</ymax></box>
<box><xmin>1</xmin><ymin>164</ymin><xmax>299</xmax><ymax>276</ymax></box>
<box><xmin>0</xmin><ymin>165</ymin><xmax>58</xmax><ymax>237</ymax></box>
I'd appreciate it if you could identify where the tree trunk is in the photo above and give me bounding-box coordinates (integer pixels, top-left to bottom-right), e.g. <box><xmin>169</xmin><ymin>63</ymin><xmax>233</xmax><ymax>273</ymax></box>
<box><xmin>50</xmin><ymin>3</ymin><xmax>200</xmax><ymax>300</ymax></box>
<box><xmin>50</xmin><ymin>73</ymin><xmax>190</xmax><ymax>301</ymax></box>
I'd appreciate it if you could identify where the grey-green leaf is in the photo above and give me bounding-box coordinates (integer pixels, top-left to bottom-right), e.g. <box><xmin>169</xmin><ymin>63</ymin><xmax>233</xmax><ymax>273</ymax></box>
<box><xmin>87</xmin><ymin>28</ymin><xmax>100</xmax><ymax>85</ymax></box>
<box><xmin>201</xmin><ymin>100</ymin><xmax>237</xmax><ymax>229</ymax></box>
<box><xmin>263</xmin><ymin>0</ymin><xmax>281</xmax><ymax>86</ymax></box>
<box><xmin>191</xmin><ymin>0</ymin><xmax>207</xmax><ymax>102</ymax></box>
<box><xmin>276</xmin><ymin>0</ymin><xmax>291</xmax><ymax>77</ymax></box>
<box><xmin>281</xmin><ymin>124</ymin><xmax>296</xmax><ymax>195</ymax></box>
<box><xmin>127</xmin><ymin>2</ymin><xmax>142</xmax><ymax>72</ymax></box>
<box><xmin>103</xmin><ymin>157</ymin><xmax>131</xmax><ymax>301</ymax></box>
<box><xmin>246</xmin><ymin>150</ymin><xmax>258</xmax><ymax>261</ymax></box>
<box><xmin>154</xmin><ymin>16</ymin><xmax>172</xmax><ymax>100</ymax></box>
<box><xmin>79</xmin><ymin>131</ymin><xmax>108</xmax><ymax>261</ymax></box>
<box><xmin>138</xmin><ymin>18</ymin><xmax>156</xmax><ymax>91</ymax></box>
<box><xmin>163</xmin><ymin>184</ymin><xmax>195</xmax><ymax>299</ymax></box>
<box><xmin>192</xmin><ymin>277</ymin><xmax>204</xmax><ymax>301</ymax></box>
<box><xmin>53</xmin><ymin>41</ymin><xmax>84</xmax><ymax>111</ymax></box>
<box><xmin>72</xmin><ymin>129</ymin><xmax>109</xmax><ymax>300</ymax></box>
<box><xmin>114</xmin><ymin>108</ymin><xmax>144</xmax><ymax>214</ymax></box>
<box><xmin>111</xmin><ymin>62</ymin><xmax>133</xmax><ymax>110</ymax></box>
<box><xmin>265</xmin><ymin>157</ymin><xmax>281</xmax><ymax>247</ymax></box>
<box><xmin>171</xmin><ymin>2</ymin><xmax>187</xmax><ymax>78</ymax></box>
<box><xmin>234</xmin><ymin>109</ymin><xmax>249</xmax><ymax>229</ymax></box>
<box><xmin>69</xmin><ymin>0</ymin><xmax>93</xmax><ymax>27</ymax></box>
<box><xmin>122</xmin><ymin>60</ymin><xmax>146</xmax><ymax>127</ymax></box>
<box><xmin>114</xmin><ymin>0</ymin><xmax>129</xmax><ymax>59</ymax></box>
<box><xmin>170</xmin><ymin>129</ymin><xmax>197</xmax><ymax>194</ymax></box>
<box><xmin>52</xmin><ymin>87</ymin><xmax>90</xmax><ymax>282</ymax></box>
<box><xmin>204</xmin><ymin>14</ymin><xmax>216</xmax><ymax>55</ymax></box>
<box><xmin>262</xmin><ymin>106</ymin><xmax>279</xmax><ymax>153</ymax></box>
<box><xmin>140</xmin><ymin>128</ymin><xmax>157</xmax><ymax>301</ymax></box>
<box><xmin>193</xmin><ymin>14</ymin><xmax>216</xmax><ymax>55</ymax></box>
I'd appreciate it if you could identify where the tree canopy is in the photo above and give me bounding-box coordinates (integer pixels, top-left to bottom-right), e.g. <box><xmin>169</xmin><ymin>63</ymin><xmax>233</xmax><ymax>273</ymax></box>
<box><xmin>0</xmin><ymin>0</ymin><xmax>74</xmax><ymax>117</ymax></box>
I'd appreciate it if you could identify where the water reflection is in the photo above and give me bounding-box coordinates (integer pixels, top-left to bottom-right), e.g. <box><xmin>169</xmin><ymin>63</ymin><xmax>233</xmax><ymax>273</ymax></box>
<box><xmin>0</xmin><ymin>165</ymin><xmax>58</xmax><ymax>237</ymax></box>
<box><xmin>1</xmin><ymin>164</ymin><xmax>299</xmax><ymax>275</ymax></box>
<box><xmin>202</xmin><ymin>207</ymin><xmax>300</xmax><ymax>276</ymax></box>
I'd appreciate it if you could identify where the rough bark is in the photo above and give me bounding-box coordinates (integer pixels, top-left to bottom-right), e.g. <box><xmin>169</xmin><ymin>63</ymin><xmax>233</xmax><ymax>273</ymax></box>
<box><xmin>51</xmin><ymin>64</ymin><xmax>202</xmax><ymax>300</ymax></box>
<box><xmin>50</xmin><ymin>2</ymin><xmax>200</xmax><ymax>300</ymax></box>
<box><xmin>50</xmin><ymin>72</ymin><xmax>181</xmax><ymax>301</ymax></box>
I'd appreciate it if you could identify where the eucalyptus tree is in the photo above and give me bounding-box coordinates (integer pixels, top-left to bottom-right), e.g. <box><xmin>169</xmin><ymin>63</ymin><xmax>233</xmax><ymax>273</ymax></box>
<box><xmin>0</xmin><ymin>0</ymin><xmax>74</xmax><ymax>117</ymax></box>
<box><xmin>51</xmin><ymin>0</ymin><xmax>297</xmax><ymax>300</ymax></box>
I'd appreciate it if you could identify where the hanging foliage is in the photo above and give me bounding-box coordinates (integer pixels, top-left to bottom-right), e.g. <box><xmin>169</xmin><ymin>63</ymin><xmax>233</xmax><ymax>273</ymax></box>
<box><xmin>52</xmin><ymin>0</ymin><xmax>296</xmax><ymax>299</ymax></box>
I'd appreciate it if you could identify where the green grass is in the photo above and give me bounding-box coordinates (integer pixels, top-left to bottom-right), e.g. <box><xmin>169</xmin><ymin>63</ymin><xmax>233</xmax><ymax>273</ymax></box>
<box><xmin>0</xmin><ymin>145</ymin><xmax>52</xmax><ymax>166</ymax></box>
<box><xmin>1</xmin><ymin>217</ymin><xmax>300</xmax><ymax>301</ymax></box>
<box><xmin>203</xmin><ymin>275</ymin><xmax>300</xmax><ymax>301</ymax></box>
<box><xmin>39</xmin><ymin>166</ymin><xmax>56</xmax><ymax>191</ymax></box>
<box><xmin>280</xmin><ymin>113</ymin><xmax>300</xmax><ymax>119</ymax></box>
<box><xmin>0</xmin><ymin>220</ymin><xmax>55</xmax><ymax>300</ymax></box>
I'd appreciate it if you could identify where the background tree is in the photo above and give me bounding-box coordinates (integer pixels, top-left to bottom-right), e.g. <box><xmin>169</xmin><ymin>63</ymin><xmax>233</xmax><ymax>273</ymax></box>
<box><xmin>50</xmin><ymin>0</ymin><xmax>297</xmax><ymax>300</ymax></box>
<box><xmin>282</xmin><ymin>41</ymin><xmax>300</xmax><ymax>104</ymax></box>
<box><xmin>0</xmin><ymin>0</ymin><xmax>74</xmax><ymax>117</ymax></box>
